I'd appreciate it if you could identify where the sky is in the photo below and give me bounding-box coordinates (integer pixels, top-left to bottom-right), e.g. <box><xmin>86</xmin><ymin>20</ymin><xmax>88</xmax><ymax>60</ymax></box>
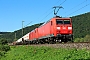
<box><xmin>0</xmin><ymin>0</ymin><xmax>90</xmax><ymax>32</ymax></box>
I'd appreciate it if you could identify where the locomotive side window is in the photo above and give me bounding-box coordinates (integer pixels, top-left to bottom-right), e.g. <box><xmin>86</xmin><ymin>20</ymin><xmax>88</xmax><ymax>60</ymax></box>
<box><xmin>51</xmin><ymin>21</ymin><xmax>52</xmax><ymax>25</ymax></box>
<box><xmin>64</xmin><ymin>20</ymin><xmax>70</xmax><ymax>24</ymax></box>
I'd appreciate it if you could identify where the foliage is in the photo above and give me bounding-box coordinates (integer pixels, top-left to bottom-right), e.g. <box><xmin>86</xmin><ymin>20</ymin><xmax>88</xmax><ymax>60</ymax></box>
<box><xmin>71</xmin><ymin>12</ymin><xmax>90</xmax><ymax>38</ymax></box>
<box><xmin>0</xmin><ymin>45</ymin><xmax>10</xmax><ymax>52</ymax></box>
<box><xmin>0</xmin><ymin>46</ymin><xmax>90</xmax><ymax>60</ymax></box>
<box><xmin>74</xmin><ymin>35</ymin><xmax>90</xmax><ymax>42</ymax></box>
<box><xmin>84</xmin><ymin>35</ymin><xmax>90</xmax><ymax>42</ymax></box>
<box><xmin>0</xmin><ymin>39</ymin><xmax>10</xmax><ymax>59</ymax></box>
<box><xmin>0</xmin><ymin>51</ymin><xmax>5</xmax><ymax>56</ymax></box>
<box><xmin>0</xmin><ymin>38</ymin><xmax>8</xmax><ymax>45</ymax></box>
<box><xmin>0</xmin><ymin>32</ymin><xmax>11</xmax><ymax>35</ymax></box>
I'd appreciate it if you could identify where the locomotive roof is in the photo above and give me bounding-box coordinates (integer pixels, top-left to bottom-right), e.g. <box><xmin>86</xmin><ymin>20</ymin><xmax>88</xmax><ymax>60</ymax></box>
<box><xmin>38</xmin><ymin>16</ymin><xmax>71</xmax><ymax>28</ymax></box>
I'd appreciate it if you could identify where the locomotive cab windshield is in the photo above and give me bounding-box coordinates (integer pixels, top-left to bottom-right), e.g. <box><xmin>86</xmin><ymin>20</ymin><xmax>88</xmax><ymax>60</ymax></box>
<box><xmin>56</xmin><ymin>19</ymin><xmax>71</xmax><ymax>25</ymax></box>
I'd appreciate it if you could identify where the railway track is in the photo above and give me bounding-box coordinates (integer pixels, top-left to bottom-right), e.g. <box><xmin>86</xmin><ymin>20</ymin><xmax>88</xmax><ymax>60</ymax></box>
<box><xmin>29</xmin><ymin>42</ymin><xmax>90</xmax><ymax>50</ymax></box>
<box><xmin>11</xmin><ymin>42</ymin><xmax>90</xmax><ymax>50</ymax></box>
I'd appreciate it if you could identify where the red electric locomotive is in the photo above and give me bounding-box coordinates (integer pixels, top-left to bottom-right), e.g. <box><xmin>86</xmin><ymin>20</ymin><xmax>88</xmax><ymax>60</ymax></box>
<box><xmin>16</xmin><ymin>16</ymin><xmax>73</xmax><ymax>44</ymax></box>
<box><xmin>35</xmin><ymin>16</ymin><xmax>73</xmax><ymax>43</ymax></box>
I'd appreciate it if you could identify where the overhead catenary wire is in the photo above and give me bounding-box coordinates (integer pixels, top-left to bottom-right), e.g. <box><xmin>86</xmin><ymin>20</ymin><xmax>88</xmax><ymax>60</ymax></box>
<box><xmin>24</xmin><ymin>0</ymin><xmax>89</xmax><ymax>27</ymax></box>
<box><xmin>39</xmin><ymin>0</ymin><xmax>67</xmax><ymax>23</ymax></box>
<box><xmin>23</xmin><ymin>0</ymin><xmax>90</xmax><ymax>30</ymax></box>
<box><xmin>38</xmin><ymin>0</ymin><xmax>62</xmax><ymax>23</ymax></box>
<box><xmin>25</xmin><ymin>0</ymin><xmax>61</xmax><ymax>27</ymax></box>
<box><xmin>39</xmin><ymin>10</ymin><xmax>53</xmax><ymax>22</ymax></box>
<box><xmin>59</xmin><ymin>0</ymin><xmax>66</xmax><ymax>5</ymax></box>
<box><xmin>64</xmin><ymin>0</ymin><xmax>87</xmax><ymax>15</ymax></box>
<box><xmin>24</xmin><ymin>21</ymin><xmax>32</xmax><ymax>28</ymax></box>
<box><xmin>66</xmin><ymin>2</ymin><xmax>90</xmax><ymax>17</ymax></box>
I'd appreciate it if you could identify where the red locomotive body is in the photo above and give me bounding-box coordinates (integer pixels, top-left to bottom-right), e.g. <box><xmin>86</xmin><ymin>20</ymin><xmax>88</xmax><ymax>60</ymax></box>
<box><xmin>16</xmin><ymin>16</ymin><xmax>73</xmax><ymax>44</ymax></box>
<box><xmin>36</xmin><ymin>16</ymin><xmax>73</xmax><ymax>43</ymax></box>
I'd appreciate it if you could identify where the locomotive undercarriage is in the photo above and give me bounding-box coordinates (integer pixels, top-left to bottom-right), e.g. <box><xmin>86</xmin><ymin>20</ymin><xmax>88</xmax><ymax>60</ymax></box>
<box><xmin>56</xmin><ymin>34</ymin><xmax>73</xmax><ymax>42</ymax></box>
<box><xmin>16</xmin><ymin>34</ymin><xmax>73</xmax><ymax>45</ymax></box>
<box><xmin>30</xmin><ymin>34</ymin><xmax>73</xmax><ymax>44</ymax></box>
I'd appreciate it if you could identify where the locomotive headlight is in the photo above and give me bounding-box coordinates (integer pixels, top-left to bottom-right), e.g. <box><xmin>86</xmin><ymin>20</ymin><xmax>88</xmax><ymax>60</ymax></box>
<box><xmin>57</xmin><ymin>27</ymin><xmax>60</xmax><ymax>30</ymax></box>
<box><xmin>68</xmin><ymin>27</ymin><xmax>72</xmax><ymax>30</ymax></box>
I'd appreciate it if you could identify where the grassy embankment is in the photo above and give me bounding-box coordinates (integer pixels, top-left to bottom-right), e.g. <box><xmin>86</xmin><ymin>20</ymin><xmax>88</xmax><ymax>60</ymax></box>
<box><xmin>1</xmin><ymin>45</ymin><xmax>90</xmax><ymax>60</ymax></box>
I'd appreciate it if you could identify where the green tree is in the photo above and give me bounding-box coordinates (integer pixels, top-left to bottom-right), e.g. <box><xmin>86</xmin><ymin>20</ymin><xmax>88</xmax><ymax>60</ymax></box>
<box><xmin>0</xmin><ymin>38</ymin><xmax>8</xmax><ymax>45</ymax></box>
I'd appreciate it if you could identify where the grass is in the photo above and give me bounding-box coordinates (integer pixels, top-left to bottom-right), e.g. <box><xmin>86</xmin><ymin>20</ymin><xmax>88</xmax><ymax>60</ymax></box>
<box><xmin>0</xmin><ymin>45</ymin><xmax>90</xmax><ymax>60</ymax></box>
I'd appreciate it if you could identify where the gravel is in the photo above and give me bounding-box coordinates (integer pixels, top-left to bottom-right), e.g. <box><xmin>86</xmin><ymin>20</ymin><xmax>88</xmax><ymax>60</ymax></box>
<box><xmin>31</xmin><ymin>42</ymin><xmax>90</xmax><ymax>50</ymax></box>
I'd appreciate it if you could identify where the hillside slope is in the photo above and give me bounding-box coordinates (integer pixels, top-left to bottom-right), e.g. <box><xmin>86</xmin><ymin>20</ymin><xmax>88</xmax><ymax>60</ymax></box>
<box><xmin>0</xmin><ymin>23</ymin><xmax>43</xmax><ymax>43</ymax></box>
<box><xmin>71</xmin><ymin>12</ymin><xmax>90</xmax><ymax>38</ymax></box>
<box><xmin>0</xmin><ymin>32</ymin><xmax>11</xmax><ymax>35</ymax></box>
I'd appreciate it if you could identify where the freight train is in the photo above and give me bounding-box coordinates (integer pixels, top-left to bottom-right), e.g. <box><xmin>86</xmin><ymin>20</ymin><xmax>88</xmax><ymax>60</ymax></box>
<box><xmin>14</xmin><ymin>16</ymin><xmax>73</xmax><ymax>45</ymax></box>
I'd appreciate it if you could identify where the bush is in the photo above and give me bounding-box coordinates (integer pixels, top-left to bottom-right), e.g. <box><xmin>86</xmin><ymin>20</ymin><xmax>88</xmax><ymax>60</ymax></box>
<box><xmin>0</xmin><ymin>51</ymin><xmax>5</xmax><ymax>57</ymax></box>
<box><xmin>74</xmin><ymin>35</ymin><xmax>90</xmax><ymax>42</ymax></box>
<box><xmin>0</xmin><ymin>38</ymin><xmax>8</xmax><ymax>45</ymax></box>
<box><xmin>0</xmin><ymin>45</ymin><xmax>10</xmax><ymax>52</ymax></box>
<box><xmin>0</xmin><ymin>38</ymin><xmax>10</xmax><ymax>59</ymax></box>
<box><xmin>84</xmin><ymin>35</ymin><xmax>90</xmax><ymax>42</ymax></box>
<box><xmin>74</xmin><ymin>38</ymin><xmax>81</xmax><ymax>42</ymax></box>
